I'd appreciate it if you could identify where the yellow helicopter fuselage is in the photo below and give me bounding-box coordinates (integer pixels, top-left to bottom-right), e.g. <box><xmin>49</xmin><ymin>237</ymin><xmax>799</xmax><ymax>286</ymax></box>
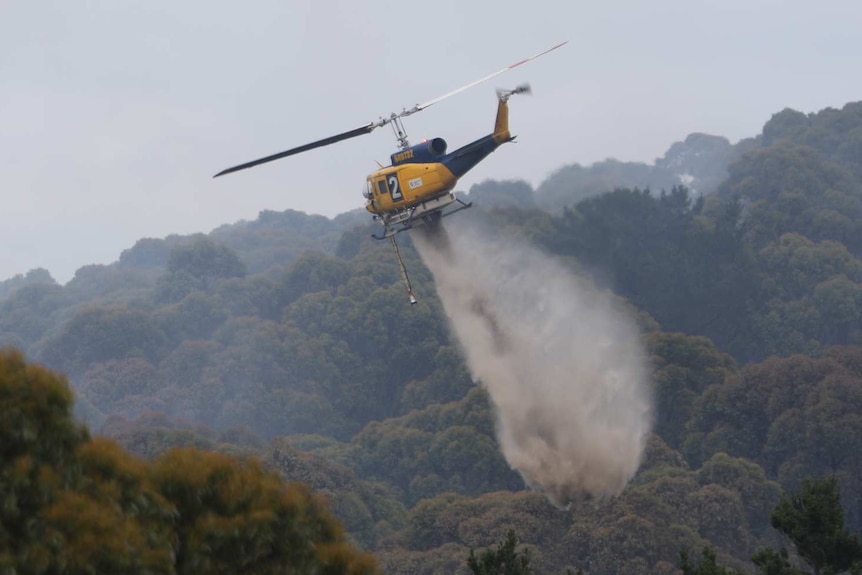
<box><xmin>363</xmin><ymin>97</ymin><xmax>513</xmax><ymax>235</ymax></box>
<box><xmin>364</xmin><ymin>161</ymin><xmax>457</xmax><ymax>214</ymax></box>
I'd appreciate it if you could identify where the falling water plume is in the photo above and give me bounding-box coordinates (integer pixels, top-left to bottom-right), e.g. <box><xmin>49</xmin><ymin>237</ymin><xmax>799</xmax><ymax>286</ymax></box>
<box><xmin>412</xmin><ymin>220</ymin><xmax>653</xmax><ymax>508</ymax></box>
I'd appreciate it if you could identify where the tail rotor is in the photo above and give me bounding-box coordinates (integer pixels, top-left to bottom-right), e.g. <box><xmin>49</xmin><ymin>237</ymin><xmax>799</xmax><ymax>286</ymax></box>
<box><xmin>497</xmin><ymin>83</ymin><xmax>532</xmax><ymax>102</ymax></box>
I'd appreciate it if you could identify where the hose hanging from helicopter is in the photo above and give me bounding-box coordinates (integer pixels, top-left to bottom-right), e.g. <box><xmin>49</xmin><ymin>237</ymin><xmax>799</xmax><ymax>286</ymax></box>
<box><xmin>390</xmin><ymin>235</ymin><xmax>418</xmax><ymax>305</ymax></box>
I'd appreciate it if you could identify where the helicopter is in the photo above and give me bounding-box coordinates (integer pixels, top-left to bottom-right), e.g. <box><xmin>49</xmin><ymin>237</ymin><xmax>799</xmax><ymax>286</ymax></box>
<box><xmin>214</xmin><ymin>41</ymin><xmax>567</xmax><ymax>303</ymax></box>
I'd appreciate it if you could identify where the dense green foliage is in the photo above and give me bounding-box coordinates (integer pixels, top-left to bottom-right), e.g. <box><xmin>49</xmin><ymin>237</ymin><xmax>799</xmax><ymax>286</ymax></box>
<box><xmin>770</xmin><ymin>476</ymin><xmax>862</xmax><ymax>575</ymax></box>
<box><xmin>0</xmin><ymin>349</ymin><xmax>377</xmax><ymax>575</ymax></box>
<box><xmin>467</xmin><ymin>530</ymin><xmax>538</xmax><ymax>575</ymax></box>
<box><xmin>679</xmin><ymin>476</ymin><xmax>862</xmax><ymax>575</ymax></box>
<box><xmin>679</xmin><ymin>546</ymin><xmax>745</xmax><ymax>575</ymax></box>
<box><xmin>3</xmin><ymin>99</ymin><xmax>862</xmax><ymax>574</ymax></box>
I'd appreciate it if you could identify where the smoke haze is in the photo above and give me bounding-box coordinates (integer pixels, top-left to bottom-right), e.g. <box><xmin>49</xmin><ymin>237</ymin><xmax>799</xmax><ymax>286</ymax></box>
<box><xmin>413</xmin><ymin>221</ymin><xmax>653</xmax><ymax>507</ymax></box>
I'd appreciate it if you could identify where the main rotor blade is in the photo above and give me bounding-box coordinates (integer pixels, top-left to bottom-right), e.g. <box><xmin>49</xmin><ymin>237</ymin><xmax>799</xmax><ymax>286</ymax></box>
<box><xmin>402</xmin><ymin>40</ymin><xmax>568</xmax><ymax>117</ymax></box>
<box><xmin>213</xmin><ymin>123</ymin><xmax>376</xmax><ymax>178</ymax></box>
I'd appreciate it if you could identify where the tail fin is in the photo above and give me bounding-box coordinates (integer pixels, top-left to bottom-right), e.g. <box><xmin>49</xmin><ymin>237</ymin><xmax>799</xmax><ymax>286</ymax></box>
<box><xmin>493</xmin><ymin>99</ymin><xmax>511</xmax><ymax>144</ymax></box>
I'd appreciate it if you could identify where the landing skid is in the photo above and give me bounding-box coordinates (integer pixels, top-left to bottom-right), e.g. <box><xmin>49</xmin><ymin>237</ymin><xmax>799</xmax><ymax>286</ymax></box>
<box><xmin>371</xmin><ymin>194</ymin><xmax>473</xmax><ymax>240</ymax></box>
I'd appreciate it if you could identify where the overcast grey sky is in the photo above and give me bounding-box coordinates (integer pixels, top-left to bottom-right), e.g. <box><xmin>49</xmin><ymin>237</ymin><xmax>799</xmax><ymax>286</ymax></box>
<box><xmin>2</xmin><ymin>0</ymin><xmax>861</xmax><ymax>283</ymax></box>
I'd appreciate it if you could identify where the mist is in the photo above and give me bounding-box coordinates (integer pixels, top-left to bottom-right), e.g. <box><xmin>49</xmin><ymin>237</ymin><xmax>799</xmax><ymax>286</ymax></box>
<box><xmin>413</xmin><ymin>220</ymin><xmax>653</xmax><ymax>507</ymax></box>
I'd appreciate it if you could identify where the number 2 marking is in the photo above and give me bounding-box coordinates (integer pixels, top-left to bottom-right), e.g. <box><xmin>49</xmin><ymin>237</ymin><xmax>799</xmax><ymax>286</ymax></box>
<box><xmin>387</xmin><ymin>174</ymin><xmax>403</xmax><ymax>201</ymax></box>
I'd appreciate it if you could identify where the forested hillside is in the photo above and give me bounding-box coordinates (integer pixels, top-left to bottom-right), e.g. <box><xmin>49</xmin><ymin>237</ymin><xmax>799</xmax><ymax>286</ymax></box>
<box><xmin>3</xmin><ymin>100</ymin><xmax>862</xmax><ymax>575</ymax></box>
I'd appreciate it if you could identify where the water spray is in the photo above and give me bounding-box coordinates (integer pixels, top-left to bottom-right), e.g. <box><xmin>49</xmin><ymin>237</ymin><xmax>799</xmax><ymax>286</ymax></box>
<box><xmin>413</xmin><ymin>221</ymin><xmax>653</xmax><ymax>507</ymax></box>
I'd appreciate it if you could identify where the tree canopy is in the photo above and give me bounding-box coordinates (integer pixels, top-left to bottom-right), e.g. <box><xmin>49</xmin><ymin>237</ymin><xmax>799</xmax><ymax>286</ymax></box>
<box><xmin>0</xmin><ymin>349</ymin><xmax>378</xmax><ymax>575</ymax></box>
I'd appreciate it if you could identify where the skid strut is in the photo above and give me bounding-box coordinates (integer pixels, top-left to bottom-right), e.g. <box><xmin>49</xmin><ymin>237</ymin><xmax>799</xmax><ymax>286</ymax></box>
<box><xmin>391</xmin><ymin>235</ymin><xmax>418</xmax><ymax>305</ymax></box>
